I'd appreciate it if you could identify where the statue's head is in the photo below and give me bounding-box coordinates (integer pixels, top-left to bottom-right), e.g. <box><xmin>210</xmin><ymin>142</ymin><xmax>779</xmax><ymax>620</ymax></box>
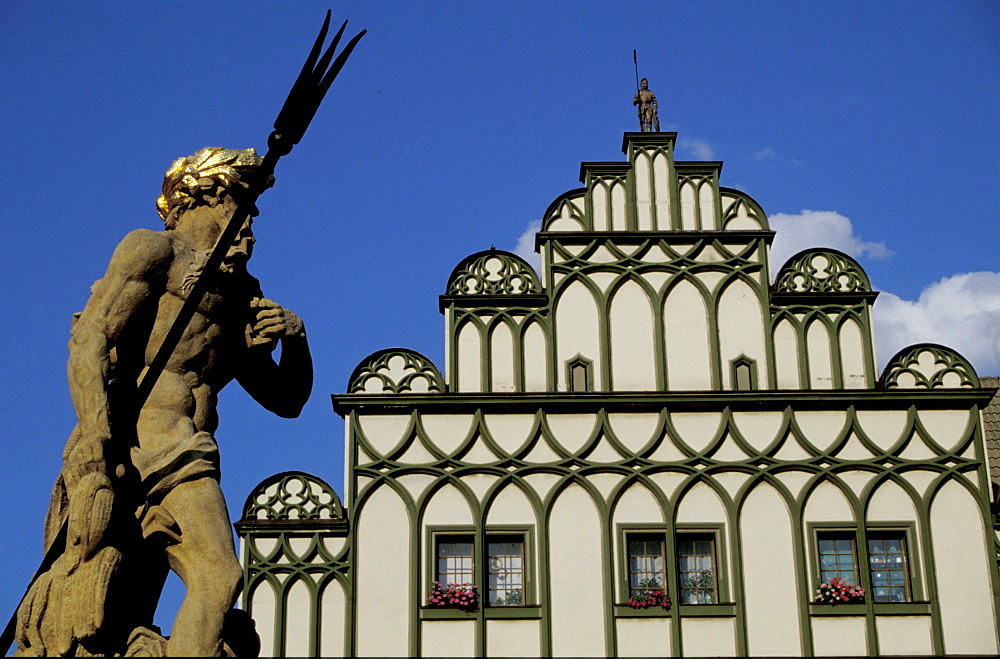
<box><xmin>640</xmin><ymin>78</ymin><xmax>649</xmax><ymax>90</ymax></box>
<box><xmin>156</xmin><ymin>147</ymin><xmax>274</xmax><ymax>230</ymax></box>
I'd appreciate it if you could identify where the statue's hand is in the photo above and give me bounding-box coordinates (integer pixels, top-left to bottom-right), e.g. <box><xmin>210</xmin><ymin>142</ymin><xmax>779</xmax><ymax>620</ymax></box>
<box><xmin>247</xmin><ymin>297</ymin><xmax>305</xmax><ymax>349</ymax></box>
<box><xmin>64</xmin><ymin>433</ymin><xmax>109</xmax><ymax>490</ymax></box>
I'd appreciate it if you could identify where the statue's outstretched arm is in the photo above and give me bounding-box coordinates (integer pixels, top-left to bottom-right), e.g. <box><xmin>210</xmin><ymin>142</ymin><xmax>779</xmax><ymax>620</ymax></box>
<box><xmin>236</xmin><ymin>297</ymin><xmax>313</xmax><ymax>418</ymax></box>
<box><xmin>65</xmin><ymin>229</ymin><xmax>172</xmax><ymax>485</ymax></box>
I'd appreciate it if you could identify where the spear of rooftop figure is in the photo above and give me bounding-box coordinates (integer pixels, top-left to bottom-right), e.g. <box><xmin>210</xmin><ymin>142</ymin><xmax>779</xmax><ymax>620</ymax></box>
<box><xmin>633</xmin><ymin>49</ymin><xmax>640</xmax><ymax>92</ymax></box>
<box><xmin>1</xmin><ymin>11</ymin><xmax>365</xmax><ymax>654</ymax></box>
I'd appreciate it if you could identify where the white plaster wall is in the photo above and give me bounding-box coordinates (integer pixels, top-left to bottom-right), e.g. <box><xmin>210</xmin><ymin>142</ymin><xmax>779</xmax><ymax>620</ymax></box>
<box><xmin>698</xmin><ymin>181</ymin><xmax>715</xmax><ymax>230</ymax></box>
<box><xmin>285</xmin><ymin>578</ymin><xmax>312</xmax><ymax>657</ymax></box>
<box><xmin>486</xmin><ymin>620</ymin><xmax>541</xmax><ymax>657</ymax></box>
<box><xmin>421</xmin><ymin>620</ymin><xmax>475</xmax><ymax>657</ymax></box>
<box><xmin>610</xmin><ymin>280</ymin><xmax>656</xmax><ymax>390</ymax></box>
<box><xmin>423</xmin><ymin>483</ymin><xmax>473</xmax><ymax>527</ymax></box>
<box><xmin>356</xmin><ymin>486</ymin><xmax>411</xmax><ymax>656</ymax></box>
<box><xmin>930</xmin><ymin>480</ymin><xmax>1000</xmax><ymax>654</ymax></box>
<box><xmin>421</xmin><ymin>414</ymin><xmax>474</xmax><ymax>456</ymax></box>
<box><xmin>855</xmin><ymin>410</ymin><xmax>908</xmax><ymax>453</ymax></box>
<box><xmin>523</xmin><ymin>321</ymin><xmax>547</xmax><ymax>391</ymax></box>
<box><xmin>794</xmin><ymin>411</ymin><xmax>847</xmax><ymax>453</ymax></box>
<box><xmin>663</xmin><ymin>280</ymin><xmax>712</xmax><ymax>390</ymax></box>
<box><xmin>653</xmin><ymin>152</ymin><xmax>670</xmax><ymax>229</ymax></box>
<box><xmin>680</xmin><ymin>181</ymin><xmax>697</xmax><ymax>230</ymax></box>
<box><xmin>485</xmin><ymin>483</ymin><xmax>536</xmax><ymax>525</ymax></box>
<box><xmin>613</xmin><ymin>483</ymin><xmax>663</xmax><ymax>525</ymax></box>
<box><xmin>681</xmin><ymin>617</ymin><xmax>736</xmax><ymax>657</ymax></box>
<box><xmin>457</xmin><ymin>322</ymin><xmax>482</xmax><ymax>393</ymax></box>
<box><xmin>676</xmin><ymin>482</ymin><xmax>727</xmax><ymax>524</ymax></box>
<box><xmin>592</xmin><ymin>182</ymin><xmax>609</xmax><ymax>232</ymax></box>
<box><xmin>867</xmin><ymin>479</ymin><xmax>917</xmax><ymax>522</ymax></box>
<box><xmin>774</xmin><ymin>319</ymin><xmax>800</xmax><ymax>389</ymax></box>
<box><xmin>733</xmin><ymin>411</ymin><xmax>784</xmax><ymax>453</ymax></box>
<box><xmin>803</xmin><ymin>481</ymin><xmax>855</xmax><ymax>523</ymax></box>
<box><xmin>875</xmin><ymin>616</ymin><xmax>933</xmax><ymax>655</ymax></box>
<box><xmin>717</xmin><ymin>279</ymin><xmax>768</xmax><ymax>389</ymax></box>
<box><xmin>811</xmin><ymin>616</ymin><xmax>867</xmax><ymax>656</ymax></box>
<box><xmin>358</xmin><ymin>414</ymin><xmax>411</xmax><ymax>458</ymax></box>
<box><xmin>611</xmin><ymin>181</ymin><xmax>627</xmax><ymax>231</ymax></box>
<box><xmin>319</xmin><ymin>580</ymin><xmax>346</xmax><ymax>657</ymax></box>
<box><xmin>490</xmin><ymin>322</ymin><xmax>515</xmax><ymax>392</ymax></box>
<box><xmin>250</xmin><ymin>580</ymin><xmax>277</xmax><ymax>657</ymax></box>
<box><xmin>670</xmin><ymin>412</ymin><xmax>722</xmax><ymax>454</ymax></box>
<box><xmin>607</xmin><ymin>413</ymin><xmax>660</xmax><ymax>453</ymax></box>
<box><xmin>917</xmin><ymin>409</ymin><xmax>970</xmax><ymax>453</ymax></box>
<box><xmin>550</xmin><ymin>484</ymin><xmax>606</xmax><ymax>656</ymax></box>
<box><xmin>616</xmin><ymin>618</ymin><xmax>670</xmax><ymax>657</ymax></box>
<box><xmin>839</xmin><ymin>319</ymin><xmax>867</xmax><ymax>389</ymax></box>
<box><xmin>547</xmin><ymin>413</ymin><xmax>598</xmax><ymax>454</ymax></box>
<box><xmin>555</xmin><ymin>281</ymin><xmax>602</xmax><ymax>390</ymax></box>
<box><xmin>634</xmin><ymin>154</ymin><xmax>651</xmax><ymax>231</ymax></box>
<box><xmin>806</xmin><ymin>321</ymin><xmax>834</xmax><ymax>389</ymax></box>
<box><xmin>741</xmin><ymin>484</ymin><xmax>802</xmax><ymax>656</ymax></box>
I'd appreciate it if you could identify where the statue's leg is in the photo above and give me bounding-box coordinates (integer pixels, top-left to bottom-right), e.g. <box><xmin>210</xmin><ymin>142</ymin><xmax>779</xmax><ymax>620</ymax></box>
<box><xmin>158</xmin><ymin>477</ymin><xmax>242</xmax><ymax>657</ymax></box>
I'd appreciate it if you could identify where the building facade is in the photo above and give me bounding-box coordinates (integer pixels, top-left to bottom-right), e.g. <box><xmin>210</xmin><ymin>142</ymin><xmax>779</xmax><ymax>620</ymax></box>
<box><xmin>237</xmin><ymin>132</ymin><xmax>1000</xmax><ymax>656</ymax></box>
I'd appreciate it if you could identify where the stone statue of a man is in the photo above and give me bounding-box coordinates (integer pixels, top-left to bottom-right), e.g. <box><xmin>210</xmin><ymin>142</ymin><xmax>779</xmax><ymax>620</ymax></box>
<box><xmin>633</xmin><ymin>78</ymin><xmax>660</xmax><ymax>132</ymax></box>
<box><xmin>16</xmin><ymin>147</ymin><xmax>313</xmax><ymax>657</ymax></box>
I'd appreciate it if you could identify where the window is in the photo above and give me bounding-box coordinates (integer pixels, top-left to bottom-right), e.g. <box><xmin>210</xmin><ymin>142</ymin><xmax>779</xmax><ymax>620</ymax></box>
<box><xmin>677</xmin><ymin>534</ymin><xmax>718</xmax><ymax>604</ymax></box>
<box><xmin>731</xmin><ymin>355</ymin><xmax>757</xmax><ymax>391</ymax></box>
<box><xmin>487</xmin><ymin>537</ymin><xmax>524</xmax><ymax>606</ymax></box>
<box><xmin>627</xmin><ymin>534</ymin><xmax>666</xmax><ymax>596</ymax></box>
<box><xmin>817</xmin><ymin>532</ymin><xmax>859</xmax><ymax>585</ymax></box>
<box><xmin>867</xmin><ymin>532</ymin><xmax>910</xmax><ymax>602</ymax></box>
<box><xmin>432</xmin><ymin>532</ymin><xmax>529</xmax><ymax>607</ymax></box>
<box><xmin>567</xmin><ymin>355</ymin><xmax>593</xmax><ymax>392</ymax></box>
<box><xmin>815</xmin><ymin>529</ymin><xmax>913</xmax><ymax>603</ymax></box>
<box><xmin>436</xmin><ymin>536</ymin><xmax>474</xmax><ymax>585</ymax></box>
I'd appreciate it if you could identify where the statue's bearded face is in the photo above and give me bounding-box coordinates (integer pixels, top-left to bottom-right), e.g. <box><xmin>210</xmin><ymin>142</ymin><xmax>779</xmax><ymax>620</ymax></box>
<box><xmin>216</xmin><ymin>196</ymin><xmax>256</xmax><ymax>274</ymax></box>
<box><xmin>641</xmin><ymin>79</ymin><xmax>648</xmax><ymax>90</ymax></box>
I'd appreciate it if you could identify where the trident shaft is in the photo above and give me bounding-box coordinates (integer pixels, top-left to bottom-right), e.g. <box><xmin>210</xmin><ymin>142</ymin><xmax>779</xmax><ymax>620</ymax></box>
<box><xmin>1</xmin><ymin>11</ymin><xmax>364</xmax><ymax>654</ymax></box>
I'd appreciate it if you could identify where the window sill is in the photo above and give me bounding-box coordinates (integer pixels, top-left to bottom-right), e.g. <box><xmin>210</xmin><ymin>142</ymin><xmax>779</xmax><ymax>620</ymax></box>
<box><xmin>873</xmin><ymin>602</ymin><xmax>930</xmax><ymax>615</ymax></box>
<box><xmin>809</xmin><ymin>601</ymin><xmax>931</xmax><ymax>616</ymax></box>
<box><xmin>614</xmin><ymin>604</ymin><xmax>671</xmax><ymax>618</ymax></box>
<box><xmin>484</xmin><ymin>605</ymin><xmax>541</xmax><ymax>620</ymax></box>
<box><xmin>420</xmin><ymin>607</ymin><xmax>476</xmax><ymax>620</ymax></box>
<box><xmin>678</xmin><ymin>604</ymin><xmax>736</xmax><ymax>617</ymax></box>
<box><xmin>809</xmin><ymin>603</ymin><xmax>867</xmax><ymax>616</ymax></box>
<box><xmin>420</xmin><ymin>605</ymin><xmax>543</xmax><ymax>620</ymax></box>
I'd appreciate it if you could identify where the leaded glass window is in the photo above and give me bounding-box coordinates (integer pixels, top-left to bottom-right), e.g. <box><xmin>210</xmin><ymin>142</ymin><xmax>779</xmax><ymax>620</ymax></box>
<box><xmin>868</xmin><ymin>532</ymin><xmax>910</xmax><ymax>602</ymax></box>
<box><xmin>487</xmin><ymin>538</ymin><xmax>524</xmax><ymax>606</ymax></box>
<box><xmin>677</xmin><ymin>534</ymin><xmax>717</xmax><ymax>604</ymax></box>
<box><xmin>437</xmin><ymin>537</ymin><xmax>474</xmax><ymax>585</ymax></box>
<box><xmin>817</xmin><ymin>532</ymin><xmax>858</xmax><ymax>585</ymax></box>
<box><xmin>627</xmin><ymin>534</ymin><xmax>665</xmax><ymax>596</ymax></box>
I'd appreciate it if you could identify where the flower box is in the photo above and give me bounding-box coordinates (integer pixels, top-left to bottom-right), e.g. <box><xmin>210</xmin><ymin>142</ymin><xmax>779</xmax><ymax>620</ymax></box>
<box><xmin>815</xmin><ymin>577</ymin><xmax>865</xmax><ymax>605</ymax></box>
<box><xmin>427</xmin><ymin>581</ymin><xmax>479</xmax><ymax>612</ymax></box>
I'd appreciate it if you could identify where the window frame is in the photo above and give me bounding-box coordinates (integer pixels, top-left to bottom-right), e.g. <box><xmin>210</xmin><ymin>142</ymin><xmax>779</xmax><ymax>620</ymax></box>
<box><xmin>864</xmin><ymin>522</ymin><xmax>921</xmax><ymax>603</ymax></box>
<box><xmin>565</xmin><ymin>354</ymin><xmax>594</xmax><ymax>392</ymax></box>
<box><xmin>424</xmin><ymin>525</ymin><xmax>535</xmax><ymax>611</ymax></box>
<box><xmin>814</xmin><ymin>528</ymin><xmax>861</xmax><ymax>587</ymax></box>
<box><xmin>676</xmin><ymin>531</ymin><xmax>720</xmax><ymax>605</ymax></box>
<box><xmin>807</xmin><ymin>521</ymin><xmax>923</xmax><ymax>605</ymax></box>
<box><xmin>616</xmin><ymin>523</ymin><xmax>729</xmax><ymax>607</ymax></box>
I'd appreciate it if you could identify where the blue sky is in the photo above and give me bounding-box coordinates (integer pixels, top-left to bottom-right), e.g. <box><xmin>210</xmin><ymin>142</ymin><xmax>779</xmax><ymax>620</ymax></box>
<box><xmin>2</xmin><ymin>0</ymin><xmax>997</xmax><ymax>638</ymax></box>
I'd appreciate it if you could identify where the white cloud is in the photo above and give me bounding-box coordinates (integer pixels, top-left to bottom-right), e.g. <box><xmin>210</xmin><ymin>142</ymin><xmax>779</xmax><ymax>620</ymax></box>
<box><xmin>678</xmin><ymin>137</ymin><xmax>715</xmax><ymax>160</ymax></box>
<box><xmin>873</xmin><ymin>272</ymin><xmax>1000</xmax><ymax>375</ymax></box>
<box><xmin>513</xmin><ymin>219</ymin><xmax>542</xmax><ymax>273</ymax></box>
<box><xmin>754</xmin><ymin>147</ymin><xmax>800</xmax><ymax>165</ymax></box>
<box><xmin>769</xmin><ymin>210</ymin><xmax>892</xmax><ymax>269</ymax></box>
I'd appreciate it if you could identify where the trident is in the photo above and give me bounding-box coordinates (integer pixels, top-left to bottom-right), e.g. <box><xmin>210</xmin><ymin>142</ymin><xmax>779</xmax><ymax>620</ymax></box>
<box><xmin>1</xmin><ymin>11</ymin><xmax>365</xmax><ymax>653</ymax></box>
